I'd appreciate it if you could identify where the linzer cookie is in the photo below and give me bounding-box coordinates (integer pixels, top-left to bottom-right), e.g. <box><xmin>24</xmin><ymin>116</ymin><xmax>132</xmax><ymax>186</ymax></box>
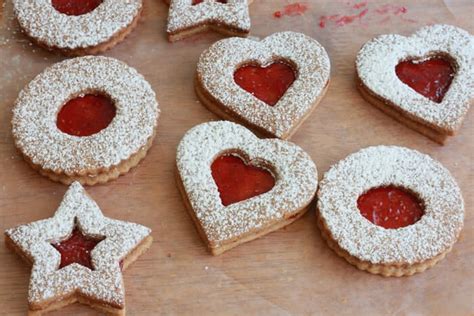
<box><xmin>4</xmin><ymin>182</ymin><xmax>153</xmax><ymax>315</ymax></box>
<box><xmin>317</xmin><ymin>146</ymin><xmax>464</xmax><ymax>277</ymax></box>
<box><xmin>196</xmin><ymin>32</ymin><xmax>330</xmax><ymax>139</ymax></box>
<box><xmin>176</xmin><ymin>121</ymin><xmax>318</xmax><ymax>255</ymax></box>
<box><xmin>12</xmin><ymin>56</ymin><xmax>160</xmax><ymax>185</ymax></box>
<box><xmin>356</xmin><ymin>24</ymin><xmax>474</xmax><ymax>144</ymax></box>
<box><xmin>12</xmin><ymin>0</ymin><xmax>143</xmax><ymax>55</ymax></box>
<box><xmin>166</xmin><ymin>0</ymin><xmax>251</xmax><ymax>42</ymax></box>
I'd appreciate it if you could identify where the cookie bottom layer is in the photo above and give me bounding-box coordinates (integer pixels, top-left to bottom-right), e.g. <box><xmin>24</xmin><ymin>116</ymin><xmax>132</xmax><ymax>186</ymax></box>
<box><xmin>195</xmin><ymin>75</ymin><xmax>330</xmax><ymax>139</ymax></box>
<box><xmin>316</xmin><ymin>214</ymin><xmax>451</xmax><ymax>277</ymax></box>
<box><xmin>176</xmin><ymin>168</ymin><xmax>311</xmax><ymax>255</ymax></box>
<box><xmin>168</xmin><ymin>24</ymin><xmax>248</xmax><ymax>42</ymax></box>
<box><xmin>356</xmin><ymin>75</ymin><xmax>450</xmax><ymax>144</ymax></box>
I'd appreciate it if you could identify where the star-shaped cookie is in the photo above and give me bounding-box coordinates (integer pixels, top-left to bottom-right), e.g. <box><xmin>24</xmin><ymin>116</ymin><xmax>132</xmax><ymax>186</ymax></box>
<box><xmin>4</xmin><ymin>182</ymin><xmax>153</xmax><ymax>315</ymax></box>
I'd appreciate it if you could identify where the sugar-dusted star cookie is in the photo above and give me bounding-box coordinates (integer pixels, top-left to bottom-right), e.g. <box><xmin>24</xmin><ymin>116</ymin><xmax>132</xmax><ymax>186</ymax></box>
<box><xmin>4</xmin><ymin>182</ymin><xmax>153</xmax><ymax>315</ymax></box>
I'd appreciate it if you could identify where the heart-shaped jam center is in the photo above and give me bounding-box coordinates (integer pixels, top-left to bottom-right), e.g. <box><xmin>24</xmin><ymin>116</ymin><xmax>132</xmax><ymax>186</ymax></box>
<box><xmin>52</xmin><ymin>0</ymin><xmax>103</xmax><ymax>16</ymax></box>
<box><xmin>234</xmin><ymin>61</ymin><xmax>296</xmax><ymax>106</ymax></box>
<box><xmin>357</xmin><ymin>186</ymin><xmax>424</xmax><ymax>229</ymax></box>
<box><xmin>211</xmin><ymin>154</ymin><xmax>275</xmax><ymax>206</ymax></box>
<box><xmin>57</xmin><ymin>94</ymin><xmax>116</xmax><ymax>137</ymax></box>
<box><xmin>395</xmin><ymin>57</ymin><xmax>455</xmax><ymax>103</ymax></box>
<box><xmin>51</xmin><ymin>227</ymin><xmax>104</xmax><ymax>270</ymax></box>
<box><xmin>192</xmin><ymin>0</ymin><xmax>227</xmax><ymax>5</ymax></box>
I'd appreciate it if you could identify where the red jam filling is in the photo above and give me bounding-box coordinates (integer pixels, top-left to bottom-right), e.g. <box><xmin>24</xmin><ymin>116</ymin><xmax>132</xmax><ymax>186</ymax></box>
<box><xmin>395</xmin><ymin>57</ymin><xmax>455</xmax><ymax>103</ymax></box>
<box><xmin>192</xmin><ymin>0</ymin><xmax>227</xmax><ymax>5</ymax></box>
<box><xmin>52</xmin><ymin>0</ymin><xmax>103</xmax><ymax>16</ymax></box>
<box><xmin>51</xmin><ymin>227</ymin><xmax>104</xmax><ymax>270</ymax></box>
<box><xmin>357</xmin><ymin>186</ymin><xmax>424</xmax><ymax>229</ymax></box>
<box><xmin>234</xmin><ymin>61</ymin><xmax>296</xmax><ymax>106</ymax></box>
<box><xmin>57</xmin><ymin>94</ymin><xmax>116</xmax><ymax>137</ymax></box>
<box><xmin>211</xmin><ymin>155</ymin><xmax>275</xmax><ymax>206</ymax></box>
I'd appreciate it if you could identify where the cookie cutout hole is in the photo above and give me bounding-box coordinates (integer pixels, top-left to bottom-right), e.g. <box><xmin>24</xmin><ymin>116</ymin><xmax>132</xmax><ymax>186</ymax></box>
<box><xmin>57</xmin><ymin>93</ymin><xmax>116</xmax><ymax>137</ymax></box>
<box><xmin>395</xmin><ymin>56</ymin><xmax>456</xmax><ymax>103</ymax></box>
<box><xmin>234</xmin><ymin>60</ymin><xmax>297</xmax><ymax>106</ymax></box>
<box><xmin>211</xmin><ymin>153</ymin><xmax>275</xmax><ymax>206</ymax></box>
<box><xmin>51</xmin><ymin>226</ymin><xmax>105</xmax><ymax>270</ymax></box>
<box><xmin>52</xmin><ymin>0</ymin><xmax>103</xmax><ymax>16</ymax></box>
<box><xmin>192</xmin><ymin>0</ymin><xmax>227</xmax><ymax>5</ymax></box>
<box><xmin>357</xmin><ymin>186</ymin><xmax>425</xmax><ymax>229</ymax></box>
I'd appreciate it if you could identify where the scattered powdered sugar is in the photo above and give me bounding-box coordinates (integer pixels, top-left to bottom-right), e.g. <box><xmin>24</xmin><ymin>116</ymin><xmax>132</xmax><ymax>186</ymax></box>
<box><xmin>167</xmin><ymin>0</ymin><xmax>250</xmax><ymax>35</ymax></box>
<box><xmin>317</xmin><ymin>145</ymin><xmax>464</xmax><ymax>265</ymax></box>
<box><xmin>176</xmin><ymin>121</ymin><xmax>318</xmax><ymax>245</ymax></box>
<box><xmin>12</xmin><ymin>0</ymin><xmax>142</xmax><ymax>50</ymax></box>
<box><xmin>356</xmin><ymin>24</ymin><xmax>474</xmax><ymax>133</ymax></box>
<box><xmin>12</xmin><ymin>56</ymin><xmax>160</xmax><ymax>174</ymax></box>
<box><xmin>197</xmin><ymin>31</ymin><xmax>330</xmax><ymax>138</ymax></box>
<box><xmin>4</xmin><ymin>182</ymin><xmax>151</xmax><ymax>308</ymax></box>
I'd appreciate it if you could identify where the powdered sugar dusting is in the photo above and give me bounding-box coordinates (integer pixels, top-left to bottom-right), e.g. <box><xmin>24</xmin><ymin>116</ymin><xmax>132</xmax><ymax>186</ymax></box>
<box><xmin>4</xmin><ymin>182</ymin><xmax>151</xmax><ymax>308</ymax></box>
<box><xmin>317</xmin><ymin>146</ymin><xmax>464</xmax><ymax>265</ymax></box>
<box><xmin>356</xmin><ymin>24</ymin><xmax>474</xmax><ymax>133</ymax></box>
<box><xmin>176</xmin><ymin>121</ymin><xmax>318</xmax><ymax>245</ymax></box>
<box><xmin>12</xmin><ymin>56</ymin><xmax>159</xmax><ymax>174</ymax></box>
<box><xmin>12</xmin><ymin>0</ymin><xmax>142</xmax><ymax>50</ymax></box>
<box><xmin>197</xmin><ymin>32</ymin><xmax>330</xmax><ymax>138</ymax></box>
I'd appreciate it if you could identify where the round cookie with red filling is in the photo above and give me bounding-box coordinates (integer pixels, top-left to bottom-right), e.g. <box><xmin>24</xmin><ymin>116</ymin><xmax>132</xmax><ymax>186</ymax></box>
<box><xmin>12</xmin><ymin>0</ymin><xmax>143</xmax><ymax>55</ymax></box>
<box><xmin>356</xmin><ymin>24</ymin><xmax>473</xmax><ymax>144</ymax></box>
<box><xmin>12</xmin><ymin>56</ymin><xmax>160</xmax><ymax>185</ymax></box>
<box><xmin>317</xmin><ymin>145</ymin><xmax>464</xmax><ymax>277</ymax></box>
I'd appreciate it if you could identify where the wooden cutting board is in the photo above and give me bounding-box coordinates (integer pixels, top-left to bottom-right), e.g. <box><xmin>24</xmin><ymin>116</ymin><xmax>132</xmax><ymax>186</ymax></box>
<box><xmin>0</xmin><ymin>0</ymin><xmax>472</xmax><ymax>315</ymax></box>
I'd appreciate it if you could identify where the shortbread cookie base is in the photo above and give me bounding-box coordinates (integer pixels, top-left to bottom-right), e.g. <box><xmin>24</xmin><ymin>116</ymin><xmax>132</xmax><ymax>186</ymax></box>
<box><xmin>176</xmin><ymin>168</ymin><xmax>311</xmax><ymax>255</ymax></box>
<box><xmin>23</xmin><ymin>6</ymin><xmax>142</xmax><ymax>56</ymax></box>
<box><xmin>5</xmin><ymin>234</ymin><xmax>152</xmax><ymax>315</ymax></box>
<box><xmin>195</xmin><ymin>76</ymin><xmax>330</xmax><ymax>139</ymax></box>
<box><xmin>316</xmin><ymin>214</ymin><xmax>452</xmax><ymax>277</ymax></box>
<box><xmin>356</xmin><ymin>75</ymin><xmax>451</xmax><ymax>144</ymax></box>
<box><xmin>168</xmin><ymin>24</ymin><xmax>249</xmax><ymax>42</ymax></box>
<box><xmin>18</xmin><ymin>129</ymin><xmax>156</xmax><ymax>186</ymax></box>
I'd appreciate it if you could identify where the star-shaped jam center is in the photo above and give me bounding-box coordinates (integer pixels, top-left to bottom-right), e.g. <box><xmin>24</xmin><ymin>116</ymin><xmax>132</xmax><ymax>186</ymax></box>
<box><xmin>51</xmin><ymin>227</ymin><xmax>104</xmax><ymax>270</ymax></box>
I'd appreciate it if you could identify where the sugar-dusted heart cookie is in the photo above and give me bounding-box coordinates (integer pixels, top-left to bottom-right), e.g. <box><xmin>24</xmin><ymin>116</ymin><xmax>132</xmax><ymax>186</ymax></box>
<box><xmin>176</xmin><ymin>121</ymin><xmax>318</xmax><ymax>255</ymax></box>
<box><xmin>356</xmin><ymin>24</ymin><xmax>474</xmax><ymax>144</ymax></box>
<box><xmin>196</xmin><ymin>32</ymin><xmax>331</xmax><ymax>139</ymax></box>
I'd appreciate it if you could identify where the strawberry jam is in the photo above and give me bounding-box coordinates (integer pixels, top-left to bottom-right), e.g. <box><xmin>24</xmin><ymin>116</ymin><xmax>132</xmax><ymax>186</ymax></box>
<box><xmin>395</xmin><ymin>57</ymin><xmax>455</xmax><ymax>103</ymax></box>
<box><xmin>192</xmin><ymin>0</ymin><xmax>227</xmax><ymax>5</ymax></box>
<box><xmin>357</xmin><ymin>186</ymin><xmax>424</xmax><ymax>229</ymax></box>
<box><xmin>52</xmin><ymin>0</ymin><xmax>103</xmax><ymax>16</ymax></box>
<box><xmin>234</xmin><ymin>61</ymin><xmax>296</xmax><ymax>106</ymax></box>
<box><xmin>51</xmin><ymin>227</ymin><xmax>104</xmax><ymax>270</ymax></box>
<box><xmin>57</xmin><ymin>94</ymin><xmax>116</xmax><ymax>137</ymax></box>
<box><xmin>211</xmin><ymin>155</ymin><xmax>275</xmax><ymax>206</ymax></box>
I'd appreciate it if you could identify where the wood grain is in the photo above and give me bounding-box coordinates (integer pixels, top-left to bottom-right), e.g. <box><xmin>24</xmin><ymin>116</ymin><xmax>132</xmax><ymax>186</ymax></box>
<box><xmin>0</xmin><ymin>0</ymin><xmax>472</xmax><ymax>315</ymax></box>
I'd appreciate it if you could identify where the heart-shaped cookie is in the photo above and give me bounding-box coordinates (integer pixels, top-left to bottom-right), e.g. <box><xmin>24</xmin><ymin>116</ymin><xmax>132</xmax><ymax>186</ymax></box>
<box><xmin>176</xmin><ymin>121</ymin><xmax>318</xmax><ymax>255</ymax></box>
<box><xmin>196</xmin><ymin>32</ymin><xmax>331</xmax><ymax>139</ymax></box>
<box><xmin>356</xmin><ymin>24</ymin><xmax>474</xmax><ymax>144</ymax></box>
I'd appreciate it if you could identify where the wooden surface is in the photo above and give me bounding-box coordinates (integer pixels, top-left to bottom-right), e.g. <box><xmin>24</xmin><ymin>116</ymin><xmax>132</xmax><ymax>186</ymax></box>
<box><xmin>0</xmin><ymin>0</ymin><xmax>473</xmax><ymax>315</ymax></box>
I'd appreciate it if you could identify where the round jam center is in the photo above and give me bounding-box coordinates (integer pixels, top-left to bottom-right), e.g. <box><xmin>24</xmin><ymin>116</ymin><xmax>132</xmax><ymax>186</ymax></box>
<box><xmin>211</xmin><ymin>155</ymin><xmax>275</xmax><ymax>206</ymax></box>
<box><xmin>357</xmin><ymin>186</ymin><xmax>424</xmax><ymax>229</ymax></box>
<box><xmin>234</xmin><ymin>61</ymin><xmax>296</xmax><ymax>106</ymax></box>
<box><xmin>395</xmin><ymin>57</ymin><xmax>455</xmax><ymax>103</ymax></box>
<box><xmin>192</xmin><ymin>0</ymin><xmax>227</xmax><ymax>5</ymax></box>
<box><xmin>51</xmin><ymin>228</ymin><xmax>104</xmax><ymax>270</ymax></box>
<box><xmin>57</xmin><ymin>94</ymin><xmax>116</xmax><ymax>137</ymax></box>
<box><xmin>52</xmin><ymin>0</ymin><xmax>103</xmax><ymax>16</ymax></box>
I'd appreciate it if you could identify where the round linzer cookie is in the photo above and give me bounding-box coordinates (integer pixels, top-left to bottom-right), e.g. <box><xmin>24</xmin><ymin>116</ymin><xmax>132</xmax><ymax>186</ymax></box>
<box><xmin>166</xmin><ymin>0</ymin><xmax>252</xmax><ymax>42</ymax></box>
<box><xmin>317</xmin><ymin>146</ymin><xmax>464</xmax><ymax>277</ymax></box>
<box><xmin>4</xmin><ymin>182</ymin><xmax>153</xmax><ymax>315</ymax></box>
<box><xmin>12</xmin><ymin>56</ymin><xmax>160</xmax><ymax>186</ymax></box>
<box><xmin>176</xmin><ymin>121</ymin><xmax>318</xmax><ymax>255</ymax></box>
<box><xmin>12</xmin><ymin>0</ymin><xmax>143</xmax><ymax>55</ymax></box>
<box><xmin>196</xmin><ymin>32</ymin><xmax>330</xmax><ymax>139</ymax></box>
<box><xmin>356</xmin><ymin>24</ymin><xmax>474</xmax><ymax>144</ymax></box>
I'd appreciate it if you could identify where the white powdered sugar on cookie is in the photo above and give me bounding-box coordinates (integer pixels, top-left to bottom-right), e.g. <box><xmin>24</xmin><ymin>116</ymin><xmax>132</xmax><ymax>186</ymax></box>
<box><xmin>197</xmin><ymin>32</ymin><xmax>330</xmax><ymax>138</ymax></box>
<box><xmin>12</xmin><ymin>56</ymin><xmax>159</xmax><ymax>174</ymax></box>
<box><xmin>317</xmin><ymin>146</ymin><xmax>464</xmax><ymax>265</ymax></box>
<box><xmin>176</xmin><ymin>121</ymin><xmax>318</xmax><ymax>245</ymax></box>
<box><xmin>12</xmin><ymin>0</ymin><xmax>142</xmax><ymax>50</ymax></box>
<box><xmin>356</xmin><ymin>24</ymin><xmax>474</xmax><ymax>133</ymax></box>
<box><xmin>4</xmin><ymin>182</ymin><xmax>152</xmax><ymax>309</ymax></box>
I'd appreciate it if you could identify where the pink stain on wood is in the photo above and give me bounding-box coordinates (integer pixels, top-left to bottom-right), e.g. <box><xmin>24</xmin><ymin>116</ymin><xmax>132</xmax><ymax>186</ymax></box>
<box><xmin>273</xmin><ymin>2</ymin><xmax>309</xmax><ymax>18</ymax></box>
